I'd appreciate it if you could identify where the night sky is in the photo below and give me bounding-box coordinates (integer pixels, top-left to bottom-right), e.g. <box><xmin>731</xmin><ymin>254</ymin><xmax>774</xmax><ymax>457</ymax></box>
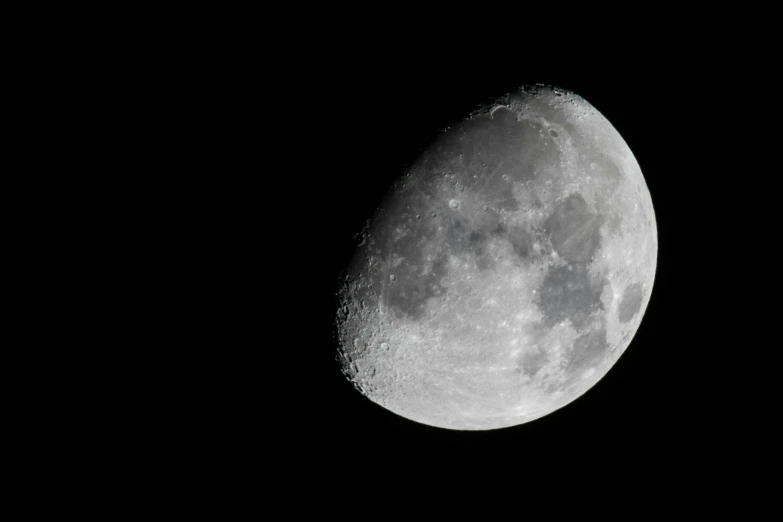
<box><xmin>4</xmin><ymin>14</ymin><xmax>771</xmax><ymax>519</ymax></box>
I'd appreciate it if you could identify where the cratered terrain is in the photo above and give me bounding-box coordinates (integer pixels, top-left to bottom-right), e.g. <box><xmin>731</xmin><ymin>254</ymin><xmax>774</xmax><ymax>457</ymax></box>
<box><xmin>335</xmin><ymin>85</ymin><xmax>657</xmax><ymax>430</ymax></box>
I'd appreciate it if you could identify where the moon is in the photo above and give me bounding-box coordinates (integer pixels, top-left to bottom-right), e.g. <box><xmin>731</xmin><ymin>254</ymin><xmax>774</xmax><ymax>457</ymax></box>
<box><xmin>335</xmin><ymin>85</ymin><xmax>657</xmax><ymax>430</ymax></box>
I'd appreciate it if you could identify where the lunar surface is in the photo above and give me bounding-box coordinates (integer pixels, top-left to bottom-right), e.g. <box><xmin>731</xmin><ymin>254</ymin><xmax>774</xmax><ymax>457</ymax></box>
<box><xmin>335</xmin><ymin>85</ymin><xmax>657</xmax><ymax>430</ymax></box>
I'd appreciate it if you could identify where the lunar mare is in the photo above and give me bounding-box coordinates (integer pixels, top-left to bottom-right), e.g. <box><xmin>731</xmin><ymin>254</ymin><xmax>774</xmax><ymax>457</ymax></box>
<box><xmin>335</xmin><ymin>85</ymin><xmax>657</xmax><ymax>430</ymax></box>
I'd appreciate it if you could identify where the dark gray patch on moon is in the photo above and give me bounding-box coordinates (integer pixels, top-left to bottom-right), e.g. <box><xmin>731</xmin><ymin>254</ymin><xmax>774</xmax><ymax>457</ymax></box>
<box><xmin>564</xmin><ymin>320</ymin><xmax>609</xmax><ymax>375</ymax></box>
<box><xmin>606</xmin><ymin>213</ymin><xmax>623</xmax><ymax>234</ymax></box>
<box><xmin>535</xmin><ymin>264</ymin><xmax>605</xmax><ymax>329</ymax></box>
<box><xmin>545</xmin><ymin>193</ymin><xmax>603</xmax><ymax>263</ymax></box>
<box><xmin>493</xmin><ymin>194</ymin><xmax>521</xmax><ymax>212</ymax></box>
<box><xmin>599</xmin><ymin>156</ymin><xmax>624</xmax><ymax>184</ymax></box>
<box><xmin>444</xmin><ymin>213</ymin><xmax>498</xmax><ymax>271</ymax></box>
<box><xmin>519</xmin><ymin>348</ymin><xmax>548</xmax><ymax>377</ymax></box>
<box><xmin>446</xmin><ymin>214</ymin><xmax>478</xmax><ymax>253</ymax></box>
<box><xmin>428</xmin><ymin>106</ymin><xmax>563</xmax><ymax>208</ymax></box>
<box><xmin>384</xmin><ymin>253</ymin><xmax>449</xmax><ymax>321</ymax></box>
<box><xmin>618</xmin><ymin>282</ymin><xmax>644</xmax><ymax>323</ymax></box>
<box><xmin>507</xmin><ymin>226</ymin><xmax>535</xmax><ymax>259</ymax></box>
<box><xmin>467</xmin><ymin>233</ymin><xmax>493</xmax><ymax>271</ymax></box>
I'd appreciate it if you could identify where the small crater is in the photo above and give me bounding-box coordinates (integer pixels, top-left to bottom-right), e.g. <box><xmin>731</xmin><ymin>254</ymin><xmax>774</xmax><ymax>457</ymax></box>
<box><xmin>449</xmin><ymin>199</ymin><xmax>460</xmax><ymax>209</ymax></box>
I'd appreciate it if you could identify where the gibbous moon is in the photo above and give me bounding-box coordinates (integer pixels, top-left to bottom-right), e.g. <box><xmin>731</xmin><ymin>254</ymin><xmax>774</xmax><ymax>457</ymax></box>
<box><xmin>335</xmin><ymin>85</ymin><xmax>657</xmax><ymax>430</ymax></box>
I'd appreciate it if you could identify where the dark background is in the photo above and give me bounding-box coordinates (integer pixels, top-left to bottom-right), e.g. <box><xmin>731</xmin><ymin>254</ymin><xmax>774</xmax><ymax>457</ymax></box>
<box><xmin>4</xmin><ymin>14</ymin><xmax>771</xmax><ymax>519</ymax></box>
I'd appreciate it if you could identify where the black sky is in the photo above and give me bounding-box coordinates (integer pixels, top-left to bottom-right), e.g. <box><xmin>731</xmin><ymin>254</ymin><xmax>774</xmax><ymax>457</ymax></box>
<box><xmin>4</xmin><ymin>15</ymin><xmax>772</xmax><ymax>518</ymax></box>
